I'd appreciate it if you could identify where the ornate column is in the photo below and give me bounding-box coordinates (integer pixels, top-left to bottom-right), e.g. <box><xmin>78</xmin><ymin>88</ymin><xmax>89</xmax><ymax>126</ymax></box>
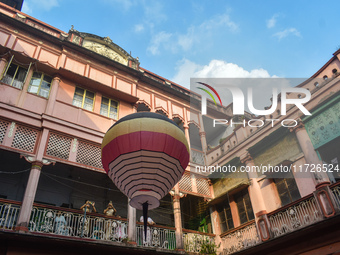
<box><xmin>198</xmin><ymin>113</ymin><xmax>208</xmax><ymax>152</ymax></box>
<box><xmin>209</xmin><ymin>205</ymin><xmax>222</xmax><ymax>249</ymax></box>
<box><xmin>199</xmin><ymin>131</ymin><xmax>208</xmax><ymax>152</ymax></box>
<box><xmin>15</xmin><ymin>161</ymin><xmax>43</xmax><ymax>232</ymax></box>
<box><xmin>289</xmin><ymin>120</ymin><xmax>329</xmax><ymax>184</ymax></box>
<box><xmin>241</xmin><ymin>153</ymin><xmax>270</xmax><ymax>241</ymax></box>
<box><xmin>127</xmin><ymin>198</ymin><xmax>137</xmax><ymax>245</ymax></box>
<box><xmin>15</xmin><ymin>126</ymin><xmax>52</xmax><ymax>232</ymax></box>
<box><xmin>172</xmin><ymin>184</ymin><xmax>184</xmax><ymax>251</ymax></box>
<box><xmin>183</xmin><ymin>124</ymin><xmax>190</xmax><ymax>151</ymax></box>
<box><xmin>45</xmin><ymin>76</ymin><xmax>61</xmax><ymax>115</ymax></box>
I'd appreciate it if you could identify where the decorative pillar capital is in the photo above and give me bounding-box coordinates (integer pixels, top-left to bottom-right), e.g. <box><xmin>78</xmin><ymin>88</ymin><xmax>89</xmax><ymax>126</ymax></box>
<box><xmin>52</xmin><ymin>76</ymin><xmax>62</xmax><ymax>83</ymax></box>
<box><xmin>170</xmin><ymin>190</ymin><xmax>186</xmax><ymax>202</ymax></box>
<box><xmin>20</xmin><ymin>155</ymin><xmax>55</xmax><ymax>167</ymax></box>
<box><xmin>199</xmin><ymin>131</ymin><xmax>206</xmax><ymax>137</ymax></box>
<box><xmin>31</xmin><ymin>161</ymin><xmax>43</xmax><ymax>170</ymax></box>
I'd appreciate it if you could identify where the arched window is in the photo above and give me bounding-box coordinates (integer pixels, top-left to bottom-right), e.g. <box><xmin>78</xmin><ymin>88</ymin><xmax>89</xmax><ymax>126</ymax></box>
<box><xmin>136</xmin><ymin>102</ymin><xmax>151</xmax><ymax>112</ymax></box>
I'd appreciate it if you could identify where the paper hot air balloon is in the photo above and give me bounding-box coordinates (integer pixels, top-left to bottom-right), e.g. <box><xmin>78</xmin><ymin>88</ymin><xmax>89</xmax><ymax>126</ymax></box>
<box><xmin>101</xmin><ymin>112</ymin><xmax>190</xmax><ymax>235</ymax></box>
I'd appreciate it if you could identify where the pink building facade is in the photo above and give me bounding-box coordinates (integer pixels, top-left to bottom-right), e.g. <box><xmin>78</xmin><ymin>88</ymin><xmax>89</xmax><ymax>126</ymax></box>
<box><xmin>0</xmin><ymin>2</ymin><xmax>339</xmax><ymax>255</ymax></box>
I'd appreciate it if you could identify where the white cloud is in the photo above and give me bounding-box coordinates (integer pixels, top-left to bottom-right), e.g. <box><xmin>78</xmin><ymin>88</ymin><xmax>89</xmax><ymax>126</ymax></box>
<box><xmin>266</xmin><ymin>14</ymin><xmax>279</xmax><ymax>28</ymax></box>
<box><xmin>22</xmin><ymin>0</ymin><xmax>59</xmax><ymax>14</ymax></box>
<box><xmin>147</xmin><ymin>13</ymin><xmax>238</xmax><ymax>55</ymax></box>
<box><xmin>200</xmin><ymin>13</ymin><xmax>238</xmax><ymax>32</ymax></box>
<box><xmin>147</xmin><ymin>31</ymin><xmax>173</xmax><ymax>55</ymax></box>
<box><xmin>273</xmin><ymin>28</ymin><xmax>302</xmax><ymax>40</ymax></box>
<box><xmin>134</xmin><ymin>24</ymin><xmax>144</xmax><ymax>33</ymax></box>
<box><xmin>172</xmin><ymin>59</ymin><xmax>276</xmax><ymax>88</ymax></box>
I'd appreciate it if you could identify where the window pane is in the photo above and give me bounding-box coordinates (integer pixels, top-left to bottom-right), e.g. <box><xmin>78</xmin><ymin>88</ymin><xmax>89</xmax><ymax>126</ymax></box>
<box><xmin>6</xmin><ymin>64</ymin><xmax>17</xmax><ymax>77</ymax></box>
<box><xmin>216</xmin><ymin>199</ymin><xmax>233</xmax><ymax>232</ymax></box>
<box><xmin>1</xmin><ymin>75</ymin><xmax>13</xmax><ymax>85</ymax></box>
<box><xmin>109</xmin><ymin>106</ymin><xmax>117</xmax><ymax>119</ymax></box>
<box><xmin>275</xmin><ymin>178</ymin><xmax>300</xmax><ymax>206</ymax></box>
<box><xmin>235</xmin><ymin>190</ymin><xmax>254</xmax><ymax>224</ymax></box>
<box><xmin>72</xmin><ymin>94</ymin><xmax>83</xmax><ymax>107</ymax></box>
<box><xmin>110</xmin><ymin>100</ymin><xmax>118</xmax><ymax>108</ymax></box>
<box><xmin>12</xmin><ymin>80</ymin><xmax>24</xmax><ymax>89</ymax></box>
<box><xmin>30</xmin><ymin>78</ymin><xmax>41</xmax><ymax>87</ymax></box>
<box><xmin>286</xmin><ymin>179</ymin><xmax>300</xmax><ymax>197</ymax></box>
<box><xmin>102</xmin><ymin>97</ymin><xmax>109</xmax><ymax>105</ymax></box>
<box><xmin>15</xmin><ymin>67</ymin><xmax>27</xmax><ymax>82</ymax></box>
<box><xmin>220</xmin><ymin>222</ymin><xmax>228</xmax><ymax>233</ymax></box>
<box><xmin>85</xmin><ymin>91</ymin><xmax>94</xmax><ymax>99</ymax></box>
<box><xmin>75</xmin><ymin>87</ymin><xmax>84</xmax><ymax>96</ymax></box>
<box><xmin>39</xmin><ymin>88</ymin><xmax>49</xmax><ymax>98</ymax></box>
<box><xmin>32</xmin><ymin>72</ymin><xmax>42</xmax><ymax>79</ymax></box>
<box><xmin>28</xmin><ymin>85</ymin><xmax>39</xmax><ymax>94</ymax></box>
<box><xmin>43</xmin><ymin>75</ymin><xmax>52</xmax><ymax>84</ymax></box>
<box><xmin>41</xmin><ymin>80</ymin><xmax>51</xmax><ymax>90</ymax></box>
<box><xmin>83</xmin><ymin>97</ymin><xmax>94</xmax><ymax>111</ymax></box>
<box><xmin>227</xmin><ymin>218</ymin><xmax>234</xmax><ymax>229</ymax></box>
<box><xmin>100</xmin><ymin>103</ymin><xmax>109</xmax><ymax>116</ymax></box>
<box><xmin>236</xmin><ymin>199</ymin><xmax>247</xmax><ymax>224</ymax></box>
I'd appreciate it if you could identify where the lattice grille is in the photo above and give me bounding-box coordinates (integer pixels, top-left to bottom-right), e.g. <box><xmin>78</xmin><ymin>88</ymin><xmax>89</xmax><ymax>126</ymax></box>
<box><xmin>11</xmin><ymin>125</ymin><xmax>38</xmax><ymax>152</ymax></box>
<box><xmin>178</xmin><ymin>174</ymin><xmax>192</xmax><ymax>192</ymax></box>
<box><xmin>76</xmin><ymin>141</ymin><xmax>102</xmax><ymax>169</ymax></box>
<box><xmin>196</xmin><ymin>177</ymin><xmax>211</xmax><ymax>196</ymax></box>
<box><xmin>46</xmin><ymin>133</ymin><xmax>72</xmax><ymax>160</ymax></box>
<box><xmin>0</xmin><ymin>120</ymin><xmax>9</xmax><ymax>144</ymax></box>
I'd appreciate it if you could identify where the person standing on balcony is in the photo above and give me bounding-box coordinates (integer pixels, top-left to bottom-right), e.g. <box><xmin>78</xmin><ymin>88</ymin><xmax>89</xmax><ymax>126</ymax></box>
<box><xmin>140</xmin><ymin>216</ymin><xmax>155</xmax><ymax>225</ymax></box>
<box><xmin>104</xmin><ymin>201</ymin><xmax>116</xmax><ymax>216</ymax></box>
<box><xmin>139</xmin><ymin>216</ymin><xmax>155</xmax><ymax>245</ymax></box>
<box><xmin>104</xmin><ymin>201</ymin><xmax>118</xmax><ymax>240</ymax></box>
<box><xmin>55</xmin><ymin>211</ymin><xmax>67</xmax><ymax>235</ymax></box>
<box><xmin>80</xmin><ymin>200</ymin><xmax>96</xmax><ymax>237</ymax></box>
<box><xmin>80</xmin><ymin>200</ymin><xmax>97</xmax><ymax>213</ymax></box>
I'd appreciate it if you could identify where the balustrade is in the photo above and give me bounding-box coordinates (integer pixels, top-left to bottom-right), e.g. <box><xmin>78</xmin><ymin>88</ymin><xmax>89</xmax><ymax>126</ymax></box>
<box><xmin>0</xmin><ymin>199</ymin><xmax>21</xmax><ymax>230</ymax></box>
<box><xmin>220</xmin><ymin>221</ymin><xmax>260</xmax><ymax>255</ymax></box>
<box><xmin>268</xmin><ymin>196</ymin><xmax>323</xmax><ymax>238</ymax></box>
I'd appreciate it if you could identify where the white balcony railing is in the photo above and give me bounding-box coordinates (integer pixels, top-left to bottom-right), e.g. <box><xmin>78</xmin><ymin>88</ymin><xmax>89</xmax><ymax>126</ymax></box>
<box><xmin>220</xmin><ymin>221</ymin><xmax>260</xmax><ymax>255</ymax></box>
<box><xmin>331</xmin><ymin>183</ymin><xmax>340</xmax><ymax>208</ymax></box>
<box><xmin>0</xmin><ymin>200</ymin><xmax>21</xmax><ymax>230</ymax></box>
<box><xmin>29</xmin><ymin>205</ymin><xmax>128</xmax><ymax>242</ymax></box>
<box><xmin>136</xmin><ymin>224</ymin><xmax>176</xmax><ymax>249</ymax></box>
<box><xmin>268</xmin><ymin>196</ymin><xmax>323</xmax><ymax>238</ymax></box>
<box><xmin>191</xmin><ymin>149</ymin><xmax>205</xmax><ymax>165</ymax></box>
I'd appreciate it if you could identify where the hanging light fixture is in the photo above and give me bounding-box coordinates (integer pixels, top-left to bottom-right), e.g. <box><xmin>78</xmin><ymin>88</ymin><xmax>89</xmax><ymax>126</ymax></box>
<box><xmin>101</xmin><ymin>112</ymin><xmax>190</xmax><ymax>237</ymax></box>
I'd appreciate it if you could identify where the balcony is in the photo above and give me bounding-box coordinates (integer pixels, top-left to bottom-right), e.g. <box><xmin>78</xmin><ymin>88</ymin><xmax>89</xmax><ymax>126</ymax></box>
<box><xmin>220</xmin><ymin>220</ymin><xmax>260</xmax><ymax>255</ymax></box>
<box><xmin>220</xmin><ymin>181</ymin><xmax>340</xmax><ymax>255</ymax></box>
<box><xmin>2</xmin><ymin>182</ymin><xmax>340</xmax><ymax>254</ymax></box>
<box><xmin>0</xmin><ymin>199</ymin><xmax>214</xmax><ymax>254</ymax></box>
<box><xmin>190</xmin><ymin>149</ymin><xmax>205</xmax><ymax>165</ymax></box>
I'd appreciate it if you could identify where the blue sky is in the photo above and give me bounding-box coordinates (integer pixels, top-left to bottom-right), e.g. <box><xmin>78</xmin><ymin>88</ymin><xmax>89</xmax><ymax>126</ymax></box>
<box><xmin>22</xmin><ymin>0</ymin><xmax>340</xmax><ymax>89</ymax></box>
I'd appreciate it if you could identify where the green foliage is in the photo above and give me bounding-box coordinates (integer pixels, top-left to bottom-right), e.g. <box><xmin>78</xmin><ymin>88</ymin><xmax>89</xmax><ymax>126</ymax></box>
<box><xmin>199</xmin><ymin>238</ymin><xmax>220</xmax><ymax>255</ymax></box>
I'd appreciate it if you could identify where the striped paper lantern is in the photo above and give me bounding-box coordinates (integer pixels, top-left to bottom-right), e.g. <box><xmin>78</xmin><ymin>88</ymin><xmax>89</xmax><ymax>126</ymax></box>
<box><xmin>101</xmin><ymin>112</ymin><xmax>190</xmax><ymax>210</ymax></box>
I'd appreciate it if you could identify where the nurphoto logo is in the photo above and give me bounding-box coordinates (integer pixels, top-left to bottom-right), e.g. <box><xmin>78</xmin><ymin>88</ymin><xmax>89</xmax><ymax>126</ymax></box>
<box><xmin>192</xmin><ymin>78</ymin><xmax>312</xmax><ymax>128</ymax></box>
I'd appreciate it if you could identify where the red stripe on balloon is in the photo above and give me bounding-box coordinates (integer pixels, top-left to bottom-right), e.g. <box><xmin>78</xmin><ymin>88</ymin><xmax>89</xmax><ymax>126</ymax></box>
<box><xmin>101</xmin><ymin>131</ymin><xmax>189</xmax><ymax>173</ymax></box>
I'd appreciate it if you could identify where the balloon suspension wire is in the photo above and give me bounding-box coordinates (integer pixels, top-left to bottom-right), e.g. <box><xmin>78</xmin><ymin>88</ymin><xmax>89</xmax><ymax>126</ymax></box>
<box><xmin>143</xmin><ymin>202</ymin><xmax>148</xmax><ymax>240</ymax></box>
